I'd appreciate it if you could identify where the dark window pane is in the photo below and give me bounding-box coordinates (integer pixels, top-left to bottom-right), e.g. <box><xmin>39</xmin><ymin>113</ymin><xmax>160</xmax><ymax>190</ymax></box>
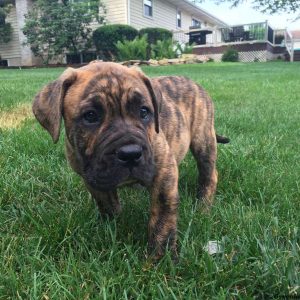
<box><xmin>144</xmin><ymin>0</ymin><xmax>152</xmax><ymax>16</ymax></box>
<box><xmin>144</xmin><ymin>5</ymin><xmax>152</xmax><ymax>16</ymax></box>
<box><xmin>177</xmin><ymin>11</ymin><xmax>181</xmax><ymax>27</ymax></box>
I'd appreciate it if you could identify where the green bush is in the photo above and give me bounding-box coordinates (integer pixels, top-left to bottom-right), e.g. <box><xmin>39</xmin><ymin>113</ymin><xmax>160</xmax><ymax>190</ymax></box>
<box><xmin>139</xmin><ymin>27</ymin><xmax>172</xmax><ymax>59</ymax></box>
<box><xmin>93</xmin><ymin>24</ymin><xmax>138</xmax><ymax>60</ymax></box>
<box><xmin>116</xmin><ymin>35</ymin><xmax>148</xmax><ymax>61</ymax></box>
<box><xmin>139</xmin><ymin>27</ymin><xmax>172</xmax><ymax>45</ymax></box>
<box><xmin>0</xmin><ymin>10</ymin><xmax>5</xmax><ymax>25</ymax></box>
<box><xmin>222</xmin><ymin>47</ymin><xmax>239</xmax><ymax>62</ymax></box>
<box><xmin>176</xmin><ymin>42</ymin><xmax>195</xmax><ymax>55</ymax></box>
<box><xmin>0</xmin><ymin>2</ymin><xmax>13</xmax><ymax>43</ymax></box>
<box><xmin>0</xmin><ymin>23</ymin><xmax>12</xmax><ymax>43</ymax></box>
<box><xmin>151</xmin><ymin>39</ymin><xmax>177</xmax><ymax>60</ymax></box>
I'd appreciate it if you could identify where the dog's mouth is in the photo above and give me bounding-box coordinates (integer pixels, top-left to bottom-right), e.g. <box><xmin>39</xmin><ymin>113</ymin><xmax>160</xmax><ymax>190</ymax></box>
<box><xmin>83</xmin><ymin>143</ymin><xmax>156</xmax><ymax>191</ymax></box>
<box><xmin>85</xmin><ymin>163</ymin><xmax>155</xmax><ymax>191</ymax></box>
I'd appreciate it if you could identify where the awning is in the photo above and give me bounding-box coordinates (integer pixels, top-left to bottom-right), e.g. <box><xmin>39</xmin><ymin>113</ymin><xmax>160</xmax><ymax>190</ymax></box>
<box><xmin>185</xmin><ymin>27</ymin><xmax>215</xmax><ymax>35</ymax></box>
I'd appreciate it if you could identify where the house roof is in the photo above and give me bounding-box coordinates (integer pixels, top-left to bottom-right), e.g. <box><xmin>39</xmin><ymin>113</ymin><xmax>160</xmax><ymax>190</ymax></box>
<box><xmin>168</xmin><ymin>0</ymin><xmax>228</xmax><ymax>27</ymax></box>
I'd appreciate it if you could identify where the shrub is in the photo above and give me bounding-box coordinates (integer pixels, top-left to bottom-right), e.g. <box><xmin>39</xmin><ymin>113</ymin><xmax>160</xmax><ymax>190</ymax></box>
<box><xmin>93</xmin><ymin>24</ymin><xmax>138</xmax><ymax>60</ymax></box>
<box><xmin>116</xmin><ymin>35</ymin><xmax>148</xmax><ymax>61</ymax></box>
<box><xmin>139</xmin><ymin>27</ymin><xmax>172</xmax><ymax>45</ymax></box>
<box><xmin>0</xmin><ymin>9</ymin><xmax>5</xmax><ymax>25</ymax></box>
<box><xmin>175</xmin><ymin>42</ymin><xmax>195</xmax><ymax>55</ymax></box>
<box><xmin>222</xmin><ymin>47</ymin><xmax>239</xmax><ymax>62</ymax></box>
<box><xmin>151</xmin><ymin>39</ymin><xmax>177</xmax><ymax>60</ymax></box>
<box><xmin>139</xmin><ymin>27</ymin><xmax>172</xmax><ymax>59</ymax></box>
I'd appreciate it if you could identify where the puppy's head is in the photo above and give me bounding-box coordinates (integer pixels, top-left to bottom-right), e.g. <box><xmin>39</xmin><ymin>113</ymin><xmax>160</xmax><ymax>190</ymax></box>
<box><xmin>33</xmin><ymin>62</ymin><xmax>161</xmax><ymax>190</ymax></box>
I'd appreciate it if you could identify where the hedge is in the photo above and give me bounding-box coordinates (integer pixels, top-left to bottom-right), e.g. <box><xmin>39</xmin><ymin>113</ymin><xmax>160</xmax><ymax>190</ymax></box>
<box><xmin>93</xmin><ymin>24</ymin><xmax>138</xmax><ymax>60</ymax></box>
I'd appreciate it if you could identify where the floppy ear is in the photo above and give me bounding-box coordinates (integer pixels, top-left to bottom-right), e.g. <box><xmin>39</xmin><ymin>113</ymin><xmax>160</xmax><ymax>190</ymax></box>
<box><xmin>129</xmin><ymin>67</ymin><xmax>160</xmax><ymax>133</ymax></box>
<box><xmin>32</xmin><ymin>68</ymin><xmax>77</xmax><ymax>143</ymax></box>
<box><xmin>142</xmin><ymin>76</ymin><xmax>160</xmax><ymax>133</ymax></box>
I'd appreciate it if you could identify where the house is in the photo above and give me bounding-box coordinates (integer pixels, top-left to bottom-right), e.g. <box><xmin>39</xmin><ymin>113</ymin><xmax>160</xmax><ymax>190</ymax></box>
<box><xmin>103</xmin><ymin>0</ymin><xmax>227</xmax><ymax>43</ymax></box>
<box><xmin>0</xmin><ymin>0</ymin><xmax>227</xmax><ymax>66</ymax></box>
<box><xmin>0</xmin><ymin>0</ymin><xmax>37</xmax><ymax>66</ymax></box>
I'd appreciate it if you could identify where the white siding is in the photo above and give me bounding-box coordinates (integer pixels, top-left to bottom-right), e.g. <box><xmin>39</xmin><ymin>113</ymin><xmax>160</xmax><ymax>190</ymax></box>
<box><xmin>102</xmin><ymin>0</ymin><xmax>127</xmax><ymax>25</ymax></box>
<box><xmin>181</xmin><ymin>10</ymin><xmax>191</xmax><ymax>30</ymax></box>
<box><xmin>129</xmin><ymin>0</ymin><xmax>216</xmax><ymax>31</ymax></box>
<box><xmin>0</xmin><ymin>6</ymin><xmax>21</xmax><ymax>62</ymax></box>
<box><xmin>130</xmin><ymin>0</ymin><xmax>179</xmax><ymax>30</ymax></box>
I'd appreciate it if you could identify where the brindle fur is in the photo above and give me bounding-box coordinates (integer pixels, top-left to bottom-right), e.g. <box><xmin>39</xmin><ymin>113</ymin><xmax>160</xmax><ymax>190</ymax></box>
<box><xmin>33</xmin><ymin>62</ymin><xmax>223</xmax><ymax>260</ymax></box>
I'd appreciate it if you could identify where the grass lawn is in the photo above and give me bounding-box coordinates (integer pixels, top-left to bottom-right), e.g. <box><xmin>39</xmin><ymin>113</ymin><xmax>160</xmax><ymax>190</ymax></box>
<box><xmin>0</xmin><ymin>61</ymin><xmax>299</xmax><ymax>299</ymax></box>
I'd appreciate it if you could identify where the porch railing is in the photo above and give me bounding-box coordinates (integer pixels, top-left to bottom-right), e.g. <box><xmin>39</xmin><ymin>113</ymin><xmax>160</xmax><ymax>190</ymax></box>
<box><xmin>220</xmin><ymin>21</ymin><xmax>275</xmax><ymax>44</ymax></box>
<box><xmin>285</xmin><ymin>30</ymin><xmax>294</xmax><ymax>61</ymax></box>
<box><xmin>172</xmin><ymin>21</ymin><xmax>285</xmax><ymax>47</ymax></box>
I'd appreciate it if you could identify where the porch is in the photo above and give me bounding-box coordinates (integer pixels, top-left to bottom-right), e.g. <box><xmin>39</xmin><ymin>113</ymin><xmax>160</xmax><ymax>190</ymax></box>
<box><xmin>285</xmin><ymin>30</ymin><xmax>300</xmax><ymax>61</ymax></box>
<box><xmin>173</xmin><ymin>21</ymin><xmax>287</xmax><ymax>62</ymax></box>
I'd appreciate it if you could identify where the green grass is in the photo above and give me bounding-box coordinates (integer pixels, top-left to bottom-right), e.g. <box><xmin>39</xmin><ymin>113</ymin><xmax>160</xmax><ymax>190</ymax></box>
<box><xmin>0</xmin><ymin>61</ymin><xmax>299</xmax><ymax>299</ymax></box>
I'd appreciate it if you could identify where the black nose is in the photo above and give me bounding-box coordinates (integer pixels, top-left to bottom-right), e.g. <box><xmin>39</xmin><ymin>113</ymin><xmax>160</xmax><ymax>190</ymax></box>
<box><xmin>117</xmin><ymin>144</ymin><xmax>142</xmax><ymax>165</ymax></box>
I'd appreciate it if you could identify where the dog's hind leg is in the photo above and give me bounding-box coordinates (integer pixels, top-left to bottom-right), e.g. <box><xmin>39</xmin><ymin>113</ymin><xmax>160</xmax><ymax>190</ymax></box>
<box><xmin>190</xmin><ymin>126</ymin><xmax>218</xmax><ymax>211</ymax></box>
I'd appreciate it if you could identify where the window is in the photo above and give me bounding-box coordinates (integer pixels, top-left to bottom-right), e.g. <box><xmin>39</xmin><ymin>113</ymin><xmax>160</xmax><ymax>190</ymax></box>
<box><xmin>177</xmin><ymin>10</ymin><xmax>182</xmax><ymax>28</ymax></box>
<box><xmin>192</xmin><ymin>18</ymin><xmax>201</xmax><ymax>28</ymax></box>
<box><xmin>144</xmin><ymin>0</ymin><xmax>153</xmax><ymax>17</ymax></box>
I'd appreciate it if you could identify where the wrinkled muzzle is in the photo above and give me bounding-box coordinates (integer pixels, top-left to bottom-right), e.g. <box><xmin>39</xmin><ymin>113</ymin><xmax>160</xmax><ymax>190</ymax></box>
<box><xmin>82</xmin><ymin>130</ymin><xmax>156</xmax><ymax>191</ymax></box>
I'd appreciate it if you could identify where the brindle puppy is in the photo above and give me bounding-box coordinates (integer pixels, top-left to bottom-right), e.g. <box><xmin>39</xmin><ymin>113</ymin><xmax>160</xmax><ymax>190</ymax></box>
<box><xmin>33</xmin><ymin>62</ymin><xmax>228</xmax><ymax>260</ymax></box>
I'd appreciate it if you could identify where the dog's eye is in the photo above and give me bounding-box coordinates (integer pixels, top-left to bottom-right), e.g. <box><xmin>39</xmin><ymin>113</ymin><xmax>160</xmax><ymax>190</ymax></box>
<box><xmin>82</xmin><ymin>110</ymin><xmax>100</xmax><ymax>124</ymax></box>
<box><xmin>140</xmin><ymin>107</ymin><xmax>150</xmax><ymax>120</ymax></box>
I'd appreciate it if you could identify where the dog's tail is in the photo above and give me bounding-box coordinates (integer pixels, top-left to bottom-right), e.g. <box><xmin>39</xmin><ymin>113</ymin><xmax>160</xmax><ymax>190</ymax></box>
<box><xmin>216</xmin><ymin>134</ymin><xmax>230</xmax><ymax>144</ymax></box>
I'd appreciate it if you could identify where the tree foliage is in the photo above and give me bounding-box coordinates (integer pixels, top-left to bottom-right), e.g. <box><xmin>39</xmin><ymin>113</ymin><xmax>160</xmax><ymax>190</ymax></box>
<box><xmin>192</xmin><ymin>0</ymin><xmax>300</xmax><ymax>14</ymax></box>
<box><xmin>23</xmin><ymin>0</ymin><xmax>105</xmax><ymax>64</ymax></box>
<box><xmin>0</xmin><ymin>0</ymin><xmax>13</xmax><ymax>43</ymax></box>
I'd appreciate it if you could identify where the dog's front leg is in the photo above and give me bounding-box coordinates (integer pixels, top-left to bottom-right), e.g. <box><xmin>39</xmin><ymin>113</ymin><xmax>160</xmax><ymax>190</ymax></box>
<box><xmin>148</xmin><ymin>152</ymin><xmax>179</xmax><ymax>261</ymax></box>
<box><xmin>86</xmin><ymin>185</ymin><xmax>121</xmax><ymax>218</ymax></box>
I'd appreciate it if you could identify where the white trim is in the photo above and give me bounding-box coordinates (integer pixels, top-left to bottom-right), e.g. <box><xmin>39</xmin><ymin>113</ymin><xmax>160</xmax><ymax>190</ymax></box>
<box><xmin>127</xmin><ymin>0</ymin><xmax>131</xmax><ymax>24</ymax></box>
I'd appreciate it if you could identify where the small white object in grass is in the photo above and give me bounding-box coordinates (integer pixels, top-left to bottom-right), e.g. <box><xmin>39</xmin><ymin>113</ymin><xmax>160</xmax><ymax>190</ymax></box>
<box><xmin>203</xmin><ymin>241</ymin><xmax>224</xmax><ymax>255</ymax></box>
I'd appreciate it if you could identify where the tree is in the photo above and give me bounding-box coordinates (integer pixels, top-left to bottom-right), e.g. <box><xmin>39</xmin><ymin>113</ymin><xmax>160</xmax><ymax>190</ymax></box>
<box><xmin>191</xmin><ymin>0</ymin><xmax>300</xmax><ymax>14</ymax></box>
<box><xmin>0</xmin><ymin>0</ymin><xmax>13</xmax><ymax>44</ymax></box>
<box><xmin>23</xmin><ymin>0</ymin><xmax>105</xmax><ymax>64</ymax></box>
